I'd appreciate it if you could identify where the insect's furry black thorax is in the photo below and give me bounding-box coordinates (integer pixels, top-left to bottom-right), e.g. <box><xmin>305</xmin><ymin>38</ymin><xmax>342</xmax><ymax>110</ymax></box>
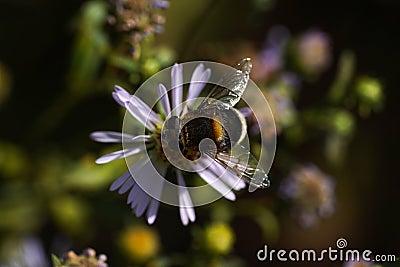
<box><xmin>179</xmin><ymin>112</ymin><xmax>231</xmax><ymax>161</ymax></box>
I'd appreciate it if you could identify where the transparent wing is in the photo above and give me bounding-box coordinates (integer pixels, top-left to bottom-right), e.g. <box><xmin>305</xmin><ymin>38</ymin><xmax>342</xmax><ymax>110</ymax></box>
<box><xmin>197</xmin><ymin>58</ymin><xmax>252</xmax><ymax>110</ymax></box>
<box><xmin>208</xmin><ymin>144</ymin><xmax>270</xmax><ymax>191</ymax></box>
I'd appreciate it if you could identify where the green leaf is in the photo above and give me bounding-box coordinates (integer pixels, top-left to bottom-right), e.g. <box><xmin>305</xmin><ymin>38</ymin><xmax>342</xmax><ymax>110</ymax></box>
<box><xmin>51</xmin><ymin>254</ymin><xmax>63</xmax><ymax>267</ymax></box>
<box><xmin>63</xmin><ymin>154</ymin><xmax>126</xmax><ymax>191</ymax></box>
<box><xmin>237</xmin><ymin>201</ymin><xmax>279</xmax><ymax>243</ymax></box>
<box><xmin>108</xmin><ymin>54</ymin><xmax>140</xmax><ymax>73</ymax></box>
<box><xmin>49</xmin><ymin>195</ymin><xmax>90</xmax><ymax>237</ymax></box>
<box><xmin>328</xmin><ymin>50</ymin><xmax>356</xmax><ymax>103</ymax></box>
<box><xmin>67</xmin><ymin>0</ymin><xmax>110</xmax><ymax>96</ymax></box>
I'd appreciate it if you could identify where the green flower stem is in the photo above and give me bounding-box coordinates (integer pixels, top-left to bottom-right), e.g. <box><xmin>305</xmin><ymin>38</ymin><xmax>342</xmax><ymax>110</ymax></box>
<box><xmin>327</xmin><ymin>50</ymin><xmax>355</xmax><ymax>104</ymax></box>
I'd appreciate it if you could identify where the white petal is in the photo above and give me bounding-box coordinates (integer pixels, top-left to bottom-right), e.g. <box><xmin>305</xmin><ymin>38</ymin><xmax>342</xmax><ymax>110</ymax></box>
<box><xmin>112</xmin><ymin>92</ymin><xmax>125</xmax><ymax>106</ymax></box>
<box><xmin>197</xmin><ymin>167</ymin><xmax>236</xmax><ymax>201</ymax></box>
<box><xmin>158</xmin><ymin>83</ymin><xmax>171</xmax><ymax>116</ymax></box>
<box><xmin>125</xmin><ymin>101</ymin><xmax>156</xmax><ymax>131</ymax></box>
<box><xmin>187</xmin><ymin>63</ymin><xmax>204</xmax><ymax>99</ymax></box>
<box><xmin>90</xmin><ymin>131</ymin><xmax>137</xmax><ymax>143</ymax></box>
<box><xmin>114</xmin><ymin>85</ymin><xmax>131</xmax><ymax>102</ymax></box>
<box><xmin>181</xmin><ymin>65</ymin><xmax>211</xmax><ymax>115</ymax></box>
<box><xmin>111</xmin><ymin>155</ymin><xmax>147</xmax><ymax>192</ymax></box>
<box><xmin>112</xmin><ymin>85</ymin><xmax>132</xmax><ymax>107</ymax></box>
<box><xmin>110</xmin><ymin>170</ymin><xmax>131</xmax><ymax>191</ymax></box>
<box><xmin>177</xmin><ymin>171</ymin><xmax>195</xmax><ymax>225</ymax></box>
<box><xmin>220</xmin><ymin>173</ymin><xmax>246</xmax><ymax>190</ymax></box>
<box><xmin>146</xmin><ymin>199</ymin><xmax>160</xmax><ymax>224</ymax></box>
<box><xmin>130</xmin><ymin>187</ymin><xmax>145</xmax><ymax>209</ymax></box>
<box><xmin>186</xmin><ymin>64</ymin><xmax>211</xmax><ymax>101</ymax></box>
<box><xmin>134</xmin><ymin>192</ymin><xmax>151</xmax><ymax>217</ymax></box>
<box><xmin>130</xmin><ymin>135</ymin><xmax>151</xmax><ymax>142</ymax></box>
<box><xmin>127</xmin><ymin>184</ymin><xmax>140</xmax><ymax>204</ymax></box>
<box><xmin>128</xmin><ymin>157</ymin><xmax>164</xmax><ymax>216</ymax></box>
<box><xmin>130</xmin><ymin>187</ymin><xmax>150</xmax><ymax>217</ymax></box>
<box><xmin>95</xmin><ymin>147</ymin><xmax>145</xmax><ymax>164</ymax></box>
<box><xmin>129</xmin><ymin>156</ymin><xmax>165</xmax><ymax>202</ymax></box>
<box><xmin>179</xmin><ymin>203</ymin><xmax>189</xmax><ymax>225</ymax></box>
<box><xmin>207</xmin><ymin>159</ymin><xmax>246</xmax><ymax>190</ymax></box>
<box><xmin>145</xmin><ymin>163</ymin><xmax>166</xmax><ymax>224</ymax></box>
<box><xmin>171</xmin><ymin>63</ymin><xmax>183</xmax><ymax>116</ymax></box>
<box><xmin>131</xmin><ymin>95</ymin><xmax>163</xmax><ymax>125</ymax></box>
<box><xmin>118</xmin><ymin>178</ymin><xmax>135</xmax><ymax>194</ymax></box>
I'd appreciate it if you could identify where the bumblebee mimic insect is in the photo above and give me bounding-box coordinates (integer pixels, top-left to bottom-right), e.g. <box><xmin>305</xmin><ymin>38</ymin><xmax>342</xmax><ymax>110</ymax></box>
<box><xmin>178</xmin><ymin>101</ymin><xmax>247</xmax><ymax>160</ymax></box>
<box><xmin>164</xmin><ymin>58</ymin><xmax>270</xmax><ymax>189</ymax></box>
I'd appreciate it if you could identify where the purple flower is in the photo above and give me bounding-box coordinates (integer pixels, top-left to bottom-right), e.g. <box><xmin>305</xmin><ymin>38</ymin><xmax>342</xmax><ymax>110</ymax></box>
<box><xmin>280</xmin><ymin>164</ymin><xmax>335</xmax><ymax>228</ymax></box>
<box><xmin>152</xmin><ymin>0</ymin><xmax>170</xmax><ymax>9</ymax></box>
<box><xmin>296</xmin><ymin>29</ymin><xmax>332</xmax><ymax>74</ymax></box>
<box><xmin>1</xmin><ymin>237</ymin><xmax>49</xmax><ymax>267</ymax></box>
<box><xmin>254</xmin><ymin>25</ymin><xmax>290</xmax><ymax>80</ymax></box>
<box><xmin>113</xmin><ymin>0</ymin><xmax>170</xmax><ymax>49</ymax></box>
<box><xmin>343</xmin><ymin>260</ymin><xmax>374</xmax><ymax>267</ymax></box>
<box><xmin>91</xmin><ymin>63</ymin><xmax>246</xmax><ymax>225</ymax></box>
<box><xmin>267</xmin><ymin>87</ymin><xmax>296</xmax><ymax>133</ymax></box>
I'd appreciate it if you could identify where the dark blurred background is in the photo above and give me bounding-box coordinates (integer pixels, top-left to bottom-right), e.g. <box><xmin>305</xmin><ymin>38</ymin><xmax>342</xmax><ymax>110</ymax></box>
<box><xmin>0</xmin><ymin>0</ymin><xmax>399</xmax><ymax>266</ymax></box>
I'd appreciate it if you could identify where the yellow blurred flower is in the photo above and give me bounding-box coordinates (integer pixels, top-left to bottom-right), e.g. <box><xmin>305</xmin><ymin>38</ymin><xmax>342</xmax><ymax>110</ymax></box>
<box><xmin>50</xmin><ymin>196</ymin><xmax>90</xmax><ymax>236</ymax></box>
<box><xmin>356</xmin><ymin>76</ymin><xmax>384</xmax><ymax>116</ymax></box>
<box><xmin>332</xmin><ymin>110</ymin><xmax>354</xmax><ymax>136</ymax></box>
<box><xmin>356</xmin><ymin>76</ymin><xmax>383</xmax><ymax>105</ymax></box>
<box><xmin>53</xmin><ymin>248</ymin><xmax>108</xmax><ymax>267</ymax></box>
<box><xmin>142</xmin><ymin>57</ymin><xmax>161</xmax><ymax>77</ymax></box>
<box><xmin>119</xmin><ymin>225</ymin><xmax>160</xmax><ymax>262</ymax></box>
<box><xmin>204</xmin><ymin>222</ymin><xmax>235</xmax><ymax>255</ymax></box>
<box><xmin>0</xmin><ymin>142</ymin><xmax>28</xmax><ymax>179</ymax></box>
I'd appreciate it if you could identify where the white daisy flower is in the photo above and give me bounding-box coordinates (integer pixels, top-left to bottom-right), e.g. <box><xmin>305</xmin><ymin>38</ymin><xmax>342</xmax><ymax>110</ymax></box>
<box><xmin>91</xmin><ymin>62</ymin><xmax>248</xmax><ymax>225</ymax></box>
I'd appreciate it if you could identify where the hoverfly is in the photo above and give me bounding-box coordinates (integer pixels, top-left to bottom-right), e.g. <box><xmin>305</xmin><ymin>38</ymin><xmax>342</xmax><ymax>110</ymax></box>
<box><xmin>163</xmin><ymin>58</ymin><xmax>270</xmax><ymax>190</ymax></box>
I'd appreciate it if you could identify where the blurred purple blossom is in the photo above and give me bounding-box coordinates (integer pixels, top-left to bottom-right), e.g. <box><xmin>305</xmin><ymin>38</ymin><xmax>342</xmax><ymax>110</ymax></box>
<box><xmin>296</xmin><ymin>29</ymin><xmax>332</xmax><ymax>75</ymax></box>
<box><xmin>253</xmin><ymin>25</ymin><xmax>290</xmax><ymax>80</ymax></box>
<box><xmin>280</xmin><ymin>164</ymin><xmax>335</xmax><ymax>228</ymax></box>
<box><xmin>0</xmin><ymin>237</ymin><xmax>49</xmax><ymax>267</ymax></box>
<box><xmin>343</xmin><ymin>260</ymin><xmax>374</xmax><ymax>267</ymax></box>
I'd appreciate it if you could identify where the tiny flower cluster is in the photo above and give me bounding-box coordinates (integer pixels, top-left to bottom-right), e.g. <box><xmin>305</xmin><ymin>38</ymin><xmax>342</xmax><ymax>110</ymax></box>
<box><xmin>53</xmin><ymin>248</ymin><xmax>108</xmax><ymax>267</ymax></box>
<box><xmin>109</xmin><ymin>0</ymin><xmax>169</xmax><ymax>51</ymax></box>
